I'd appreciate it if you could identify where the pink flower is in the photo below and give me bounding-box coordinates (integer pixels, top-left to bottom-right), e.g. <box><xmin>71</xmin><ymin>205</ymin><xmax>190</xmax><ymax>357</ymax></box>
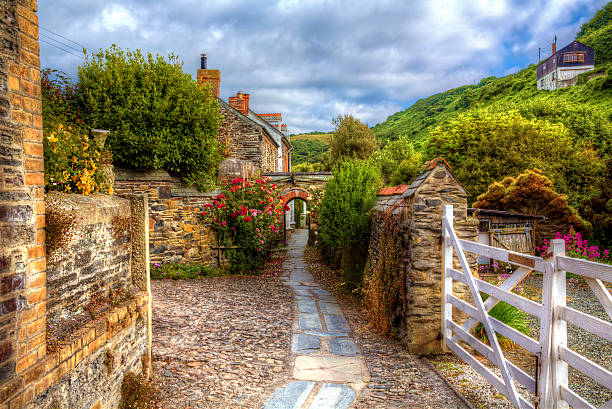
<box><xmin>221</xmin><ymin>221</ymin><xmax>227</xmax><ymax>226</ymax></box>
<box><xmin>260</xmin><ymin>240</ymin><xmax>264</xmax><ymax>245</ymax></box>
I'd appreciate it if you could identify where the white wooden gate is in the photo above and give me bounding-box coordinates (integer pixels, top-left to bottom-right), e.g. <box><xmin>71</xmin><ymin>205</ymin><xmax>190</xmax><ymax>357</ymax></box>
<box><xmin>441</xmin><ymin>205</ymin><xmax>612</xmax><ymax>409</ymax></box>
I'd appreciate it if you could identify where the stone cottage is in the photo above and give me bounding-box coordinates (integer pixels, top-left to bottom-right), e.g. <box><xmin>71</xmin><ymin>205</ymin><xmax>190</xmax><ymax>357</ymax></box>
<box><xmin>197</xmin><ymin>54</ymin><xmax>292</xmax><ymax>173</ymax></box>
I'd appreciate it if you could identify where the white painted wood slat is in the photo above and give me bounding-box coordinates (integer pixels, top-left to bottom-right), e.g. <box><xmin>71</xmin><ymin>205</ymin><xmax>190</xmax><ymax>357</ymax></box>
<box><xmin>559</xmin><ymin>305</ymin><xmax>612</xmax><ymax>343</ymax></box>
<box><xmin>559</xmin><ymin>385</ymin><xmax>596</xmax><ymax>409</ymax></box>
<box><xmin>458</xmin><ymin>239</ymin><xmax>548</xmax><ymax>272</ymax></box>
<box><xmin>448</xmin><ymin>319</ymin><xmax>536</xmax><ymax>394</ymax></box>
<box><xmin>460</xmin><ymin>266</ymin><xmax>534</xmax><ymax>337</ymax></box>
<box><xmin>584</xmin><ymin>277</ymin><xmax>612</xmax><ymax>320</ymax></box>
<box><xmin>447</xmin><ymin>294</ymin><xmax>540</xmax><ymax>354</ymax></box>
<box><xmin>557</xmin><ymin>256</ymin><xmax>612</xmax><ymax>282</ymax></box>
<box><xmin>558</xmin><ymin>346</ymin><xmax>612</xmax><ymax>390</ymax></box>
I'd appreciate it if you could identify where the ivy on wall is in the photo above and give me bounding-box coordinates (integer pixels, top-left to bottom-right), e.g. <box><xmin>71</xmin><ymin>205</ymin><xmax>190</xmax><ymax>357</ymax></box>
<box><xmin>363</xmin><ymin>209</ymin><xmax>407</xmax><ymax>336</ymax></box>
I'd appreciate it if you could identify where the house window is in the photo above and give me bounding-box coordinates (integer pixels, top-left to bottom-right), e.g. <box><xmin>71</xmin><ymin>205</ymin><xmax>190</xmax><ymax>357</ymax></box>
<box><xmin>563</xmin><ymin>53</ymin><xmax>585</xmax><ymax>63</ymax></box>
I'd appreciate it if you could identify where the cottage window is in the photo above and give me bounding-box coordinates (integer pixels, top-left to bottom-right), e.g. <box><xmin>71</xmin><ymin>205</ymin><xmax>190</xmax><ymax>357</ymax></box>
<box><xmin>563</xmin><ymin>53</ymin><xmax>585</xmax><ymax>63</ymax></box>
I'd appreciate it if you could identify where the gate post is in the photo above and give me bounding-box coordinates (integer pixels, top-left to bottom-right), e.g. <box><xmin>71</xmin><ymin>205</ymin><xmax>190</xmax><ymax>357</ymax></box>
<box><xmin>540</xmin><ymin>239</ymin><xmax>568</xmax><ymax>409</ymax></box>
<box><xmin>550</xmin><ymin>239</ymin><xmax>569</xmax><ymax>409</ymax></box>
<box><xmin>441</xmin><ymin>205</ymin><xmax>454</xmax><ymax>352</ymax></box>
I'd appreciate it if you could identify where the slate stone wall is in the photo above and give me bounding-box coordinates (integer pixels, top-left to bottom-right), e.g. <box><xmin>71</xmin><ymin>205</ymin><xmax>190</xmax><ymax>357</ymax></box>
<box><xmin>114</xmin><ymin>169</ymin><xmax>218</xmax><ymax>266</ymax></box>
<box><xmin>45</xmin><ymin>193</ymin><xmax>132</xmax><ymax>326</ymax></box>
<box><xmin>218</xmin><ymin>104</ymin><xmax>278</xmax><ymax>172</ymax></box>
<box><xmin>367</xmin><ymin>162</ymin><xmax>478</xmax><ymax>354</ymax></box>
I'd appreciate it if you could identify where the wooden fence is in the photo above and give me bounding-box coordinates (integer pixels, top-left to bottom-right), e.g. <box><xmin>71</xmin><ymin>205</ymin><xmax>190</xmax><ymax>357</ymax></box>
<box><xmin>442</xmin><ymin>205</ymin><xmax>612</xmax><ymax>409</ymax></box>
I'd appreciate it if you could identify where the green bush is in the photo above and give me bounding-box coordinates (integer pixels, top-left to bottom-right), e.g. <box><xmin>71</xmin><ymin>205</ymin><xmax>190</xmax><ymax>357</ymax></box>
<box><xmin>75</xmin><ymin>46</ymin><xmax>223</xmax><ymax>190</ymax></box>
<box><xmin>150</xmin><ymin>262</ymin><xmax>222</xmax><ymax>279</ymax></box>
<box><xmin>318</xmin><ymin>160</ymin><xmax>382</xmax><ymax>253</ymax></box>
<box><xmin>475</xmin><ymin>294</ymin><xmax>529</xmax><ymax>349</ymax></box>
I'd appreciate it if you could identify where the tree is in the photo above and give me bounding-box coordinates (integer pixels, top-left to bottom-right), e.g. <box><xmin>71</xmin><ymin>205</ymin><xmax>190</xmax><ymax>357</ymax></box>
<box><xmin>75</xmin><ymin>46</ymin><xmax>223</xmax><ymax>190</ymax></box>
<box><xmin>426</xmin><ymin>107</ymin><xmax>606</xmax><ymax>206</ymax></box>
<box><xmin>329</xmin><ymin>115</ymin><xmax>377</xmax><ymax>165</ymax></box>
<box><xmin>473</xmin><ymin>169</ymin><xmax>590</xmax><ymax>244</ymax></box>
<box><xmin>369</xmin><ymin>136</ymin><xmax>424</xmax><ymax>184</ymax></box>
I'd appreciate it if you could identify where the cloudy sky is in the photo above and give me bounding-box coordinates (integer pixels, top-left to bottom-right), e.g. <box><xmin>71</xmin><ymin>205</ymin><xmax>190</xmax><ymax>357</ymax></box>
<box><xmin>38</xmin><ymin>0</ymin><xmax>606</xmax><ymax>133</ymax></box>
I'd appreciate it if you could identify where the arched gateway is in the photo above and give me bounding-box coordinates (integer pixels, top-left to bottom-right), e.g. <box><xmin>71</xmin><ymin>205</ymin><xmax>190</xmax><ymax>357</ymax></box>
<box><xmin>261</xmin><ymin>171</ymin><xmax>333</xmax><ymax>239</ymax></box>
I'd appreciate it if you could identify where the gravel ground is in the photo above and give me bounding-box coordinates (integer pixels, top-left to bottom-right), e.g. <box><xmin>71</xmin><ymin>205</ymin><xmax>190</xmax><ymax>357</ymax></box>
<box><xmin>305</xmin><ymin>246</ymin><xmax>471</xmax><ymax>409</ymax></box>
<box><xmin>151</xmin><ymin>276</ymin><xmax>294</xmax><ymax>408</ymax></box>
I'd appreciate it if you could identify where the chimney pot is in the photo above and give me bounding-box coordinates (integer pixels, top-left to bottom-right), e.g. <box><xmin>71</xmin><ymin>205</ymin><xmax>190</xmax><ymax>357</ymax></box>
<box><xmin>200</xmin><ymin>54</ymin><xmax>207</xmax><ymax>69</ymax></box>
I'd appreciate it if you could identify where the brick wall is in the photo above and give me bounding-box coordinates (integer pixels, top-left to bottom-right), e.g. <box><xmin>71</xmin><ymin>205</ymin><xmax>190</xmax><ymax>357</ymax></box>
<box><xmin>0</xmin><ymin>0</ymin><xmax>47</xmax><ymax>401</ymax></box>
<box><xmin>262</xmin><ymin>134</ymin><xmax>278</xmax><ymax>172</ymax></box>
<box><xmin>0</xmin><ymin>2</ymin><xmax>153</xmax><ymax>406</ymax></box>
<box><xmin>366</xmin><ymin>162</ymin><xmax>478</xmax><ymax>354</ymax></box>
<box><xmin>114</xmin><ymin>169</ymin><xmax>218</xmax><ymax>266</ymax></box>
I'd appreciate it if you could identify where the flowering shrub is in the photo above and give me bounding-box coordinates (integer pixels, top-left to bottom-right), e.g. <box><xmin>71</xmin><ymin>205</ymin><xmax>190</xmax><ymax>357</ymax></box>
<box><xmin>44</xmin><ymin>123</ymin><xmax>111</xmax><ymax>195</ymax></box>
<box><xmin>201</xmin><ymin>177</ymin><xmax>287</xmax><ymax>272</ymax></box>
<box><xmin>42</xmin><ymin>69</ymin><xmax>112</xmax><ymax>195</ymax></box>
<box><xmin>537</xmin><ymin>227</ymin><xmax>611</xmax><ymax>264</ymax></box>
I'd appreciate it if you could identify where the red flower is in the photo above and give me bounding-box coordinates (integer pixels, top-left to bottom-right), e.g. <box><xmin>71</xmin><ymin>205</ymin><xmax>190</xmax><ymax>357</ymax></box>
<box><xmin>204</xmin><ymin>203</ymin><xmax>213</xmax><ymax>208</ymax></box>
<box><xmin>216</xmin><ymin>194</ymin><xmax>225</xmax><ymax>200</ymax></box>
<box><xmin>284</xmin><ymin>205</ymin><xmax>290</xmax><ymax>211</ymax></box>
<box><xmin>201</xmin><ymin>211</ymin><xmax>207</xmax><ymax>216</ymax></box>
<box><xmin>244</xmin><ymin>216</ymin><xmax>252</xmax><ymax>222</ymax></box>
<box><xmin>217</xmin><ymin>203</ymin><xmax>226</xmax><ymax>208</ymax></box>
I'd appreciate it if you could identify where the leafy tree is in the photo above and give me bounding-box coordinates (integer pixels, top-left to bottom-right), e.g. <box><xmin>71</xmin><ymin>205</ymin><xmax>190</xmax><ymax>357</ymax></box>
<box><xmin>318</xmin><ymin>160</ymin><xmax>382</xmax><ymax>251</ymax></box>
<box><xmin>369</xmin><ymin>135</ymin><xmax>424</xmax><ymax>184</ymax></box>
<box><xmin>329</xmin><ymin>115</ymin><xmax>377</xmax><ymax>165</ymax></box>
<box><xmin>426</xmin><ymin>107</ymin><xmax>606</xmax><ymax>206</ymax></box>
<box><xmin>75</xmin><ymin>46</ymin><xmax>223</xmax><ymax>190</ymax></box>
<box><xmin>473</xmin><ymin>169</ymin><xmax>590</xmax><ymax>244</ymax></box>
<box><xmin>291</xmin><ymin>138</ymin><xmax>329</xmax><ymax>165</ymax></box>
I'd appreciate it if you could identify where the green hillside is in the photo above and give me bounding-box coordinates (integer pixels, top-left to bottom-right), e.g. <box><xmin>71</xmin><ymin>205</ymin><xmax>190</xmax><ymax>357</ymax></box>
<box><xmin>290</xmin><ymin>132</ymin><xmax>332</xmax><ymax>165</ymax></box>
<box><xmin>372</xmin><ymin>2</ymin><xmax>612</xmax><ymax>144</ymax></box>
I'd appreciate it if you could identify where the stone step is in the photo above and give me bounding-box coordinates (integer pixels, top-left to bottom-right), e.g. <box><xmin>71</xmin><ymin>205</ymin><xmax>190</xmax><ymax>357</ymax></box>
<box><xmin>264</xmin><ymin>381</ymin><xmax>315</xmax><ymax>409</ymax></box>
<box><xmin>308</xmin><ymin>383</ymin><xmax>356</xmax><ymax>409</ymax></box>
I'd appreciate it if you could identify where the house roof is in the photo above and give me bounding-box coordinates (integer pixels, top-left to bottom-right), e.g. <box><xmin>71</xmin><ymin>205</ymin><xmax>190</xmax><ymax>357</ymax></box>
<box><xmin>248</xmin><ymin>111</ymin><xmax>292</xmax><ymax>149</ymax></box>
<box><xmin>468</xmin><ymin>208</ymin><xmax>546</xmax><ymax>220</ymax></box>
<box><xmin>217</xmin><ymin>98</ymin><xmax>279</xmax><ymax>148</ymax></box>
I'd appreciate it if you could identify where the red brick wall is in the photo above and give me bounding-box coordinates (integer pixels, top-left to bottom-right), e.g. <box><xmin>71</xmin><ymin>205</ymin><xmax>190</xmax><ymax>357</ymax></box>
<box><xmin>0</xmin><ymin>0</ymin><xmax>47</xmax><ymax>405</ymax></box>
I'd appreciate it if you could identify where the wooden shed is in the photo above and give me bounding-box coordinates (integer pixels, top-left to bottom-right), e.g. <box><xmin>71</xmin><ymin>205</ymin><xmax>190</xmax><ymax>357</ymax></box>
<box><xmin>468</xmin><ymin>208</ymin><xmax>545</xmax><ymax>264</ymax></box>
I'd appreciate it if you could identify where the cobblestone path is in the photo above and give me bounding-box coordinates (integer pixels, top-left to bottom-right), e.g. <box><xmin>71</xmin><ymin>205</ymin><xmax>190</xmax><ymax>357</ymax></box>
<box><xmin>264</xmin><ymin>230</ymin><xmax>368</xmax><ymax>409</ymax></box>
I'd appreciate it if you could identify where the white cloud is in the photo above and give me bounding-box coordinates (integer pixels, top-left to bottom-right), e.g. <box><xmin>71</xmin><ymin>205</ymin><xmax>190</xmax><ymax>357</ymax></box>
<box><xmin>99</xmin><ymin>4</ymin><xmax>138</xmax><ymax>32</ymax></box>
<box><xmin>39</xmin><ymin>0</ymin><xmax>609</xmax><ymax>132</ymax></box>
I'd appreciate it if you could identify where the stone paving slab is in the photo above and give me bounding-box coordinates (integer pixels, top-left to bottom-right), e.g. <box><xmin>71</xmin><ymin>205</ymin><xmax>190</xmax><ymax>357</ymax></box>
<box><xmin>264</xmin><ymin>381</ymin><xmax>315</xmax><ymax>409</ymax></box>
<box><xmin>324</xmin><ymin>314</ymin><xmax>351</xmax><ymax>332</ymax></box>
<box><xmin>293</xmin><ymin>355</ymin><xmax>363</xmax><ymax>383</ymax></box>
<box><xmin>292</xmin><ymin>334</ymin><xmax>320</xmax><ymax>354</ymax></box>
<box><xmin>329</xmin><ymin>337</ymin><xmax>360</xmax><ymax>357</ymax></box>
<box><xmin>310</xmin><ymin>383</ymin><xmax>357</xmax><ymax>409</ymax></box>
<box><xmin>297</xmin><ymin>299</ymin><xmax>318</xmax><ymax>314</ymax></box>
<box><xmin>299</xmin><ymin>313</ymin><xmax>323</xmax><ymax>331</ymax></box>
<box><xmin>305</xmin><ymin>330</ymin><xmax>349</xmax><ymax>338</ymax></box>
<box><xmin>319</xmin><ymin>302</ymin><xmax>343</xmax><ymax>315</ymax></box>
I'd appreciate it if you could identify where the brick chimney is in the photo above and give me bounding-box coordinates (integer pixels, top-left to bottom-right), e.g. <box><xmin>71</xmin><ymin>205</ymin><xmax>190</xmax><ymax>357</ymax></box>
<box><xmin>281</xmin><ymin>124</ymin><xmax>287</xmax><ymax>133</ymax></box>
<box><xmin>228</xmin><ymin>91</ymin><xmax>250</xmax><ymax>115</ymax></box>
<box><xmin>197</xmin><ymin>53</ymin><xmax>220</xmax><ymax>98</ymax></box>
<box><xmin>552</xmin><ymin>41</ymin><xmax>556</xmax><ymax>55</ymax></box>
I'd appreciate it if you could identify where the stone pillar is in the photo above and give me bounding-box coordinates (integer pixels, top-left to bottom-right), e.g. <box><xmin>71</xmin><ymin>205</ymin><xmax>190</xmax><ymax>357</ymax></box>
<box><xmin>125</xmin><ymin>193</ymin><xmax>152</xmax><ymax>377</ymax></box>
<box><xmin>0</xmin><ymin>0</ymin><xmax>48</xmax><ymax>404</ymax></box>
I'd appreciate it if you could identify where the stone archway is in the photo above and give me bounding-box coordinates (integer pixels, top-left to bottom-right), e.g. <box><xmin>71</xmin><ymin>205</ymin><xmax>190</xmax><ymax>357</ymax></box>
<box><xmin>280</xmin><ymin>186</ymin><xmax>311</xmax><ymax>204</ymax></box>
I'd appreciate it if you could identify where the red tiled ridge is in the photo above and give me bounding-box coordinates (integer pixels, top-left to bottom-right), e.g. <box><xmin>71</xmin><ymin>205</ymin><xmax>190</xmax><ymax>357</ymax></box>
<box><xmin>377</xmin><ymin>184</ymin><xmax>410</xmax><ymax>196</ymax></box>
<box><xmin>259</xmin><ymin>113</ymin><xmax>282</xmax><ymax>118</ymax></box>
<box><xmin>422</xmin><ymin>157</ymin><xmax>452</xmax><ymax>171</ymax></box>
